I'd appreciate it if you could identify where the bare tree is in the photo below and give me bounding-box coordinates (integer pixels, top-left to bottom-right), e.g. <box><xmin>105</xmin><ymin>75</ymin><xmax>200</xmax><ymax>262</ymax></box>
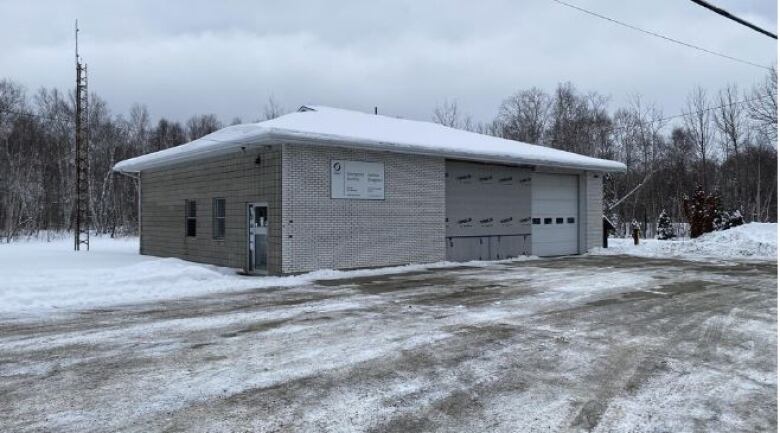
<box><xmin>432</xmin><ymin>99</ymin><xmax>460</xmax><ymax>128</ymax></box>
<box><xmin>747</xmin><ymin>66</ymin><xmax>777</xmax><ymax>142</ymax></box>
<box><xmin>150</xmin><ymin>118</ymin><xmax>186</xmax><ymax>151</ymax></box>
<box><xmin>128</xmin><ymin>104</ymin><xmax>150</xmax><ymax>153</ymax></box>
<box><xmin>432</xmin><ymin>99</ymin><xmax>476</xmax><ymax>131</ymax></box>
<box><xmin>744</xmin><ymin>68</ymin><xmax>778</xmax><ymax>221</ymax></box>
<box><xmin>609</xmin><ymin>95</ymin><xmax>664</xmax><ymax>221</ymax></box>
<box><xmin>546</xmin><ymin>83</ymin><xmax>613</xmax><ymax>157</ymax></box>
<box><xmin>683</xmin><ymin>87</ymin><xmax>714</xmax><ymax>190</ymax></box>
<box><xmin>714</xmin><ymin>84</ymin><xmax>746</xmax><ymax>209</ymax></box>
<box><xmin>186</xmin><ymin>114</ymin><xmax>222</xmax><ymax>141</ymax></box>
<box><xmin>548</xmin><ymin>82</ymin><xmax>581</xmax><ymax>152</ymax></box>
<box><xmin>262</xmin><ymin>96</ymin><xmax>286</xmax><ymax>121</ymax></box>
<box><xmin>495</xmin><ymin>88</ymin><xmax>550</xmax><ymax>144</ymax></box>
<box><xmin>715</xmin><ymin>84</ymin><xmax>745</xmax><ymax>158</ymax></box>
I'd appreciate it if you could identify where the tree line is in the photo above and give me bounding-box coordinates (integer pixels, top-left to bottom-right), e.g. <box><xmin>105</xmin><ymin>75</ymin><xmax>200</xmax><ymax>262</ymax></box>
<box><xmin>0</xmin><ymin>71</ymin><xmax>776</xmax><ymax>241</ymax></box>
<box><xmin>433</xmin><ymin>69</ymin><xmax>777</xmax><ymax>231</ymax></box>
<box><xmin>0</xmin><ymin>79</ymin><xmax>286</xmax><ymax>240</ymax></box>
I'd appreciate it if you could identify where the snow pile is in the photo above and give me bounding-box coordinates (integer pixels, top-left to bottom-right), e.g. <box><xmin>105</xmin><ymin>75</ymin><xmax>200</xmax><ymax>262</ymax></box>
<box><xmin>0</xmin><ymin>236</ymin><xmax>535</xmax><ymax>317</ymax></box>
<box><xmin>0</xmin><ymin>238</ymin><xmax>263</xmax><ymax>316</ymax></box>
<box><xmin>594</xmin><ymin>223</ymin><xmax>777</xmax><ymax>261</ymax></box>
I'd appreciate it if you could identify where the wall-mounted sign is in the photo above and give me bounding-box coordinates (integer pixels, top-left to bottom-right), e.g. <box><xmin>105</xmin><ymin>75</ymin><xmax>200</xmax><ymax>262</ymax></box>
<box><xmin>331</xmin><ymin>160</ymin><xmax>385</xmax><ymax>200</ymax></box>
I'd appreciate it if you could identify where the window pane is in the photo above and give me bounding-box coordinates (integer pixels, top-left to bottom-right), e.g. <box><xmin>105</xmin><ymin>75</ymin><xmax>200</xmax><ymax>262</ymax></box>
<box><xmin>186</xmin><ymin>200</ymin><xmax>197</xmax><ymax>237</ymax></box>
<box><xmin>186</xmin><ymin>200</ymin><xmax>196</xmax><ymax>218</ymax></box>
<box><xmin>567</xmin><ymin>217</ymin><xmax>575</xmax><ymax>223</ymax></box>
<box><xmin>544</xmin><ymin>218</ymin><xmax>552</xmax><ymax>224</ymax></box>
<box><xmin>556</xmin><ymin>217</ymin><xmax>564</xmax><ymax>224</ymax></box>
<box><xmin>255</xmin><ymin>206</ymin><xmax>267</xmax><ymax>227</ymax></box>
<box><xmin>214</xmin><ymin>198</ymin><xmax>225</xmax><ymax>217</ymax></box>
<box><xmin>532</xmin><ymin>218</ymin><xmax>541</xmax><ymax>225</ymax></box>
<box><xmin>212</xmin><ymin>199</ymin><xmax>226</xmax><ymax>238</ymax></box>
<box><xmin>214</xmin><ymin>218</ymin><xmax>225</xmax><ymax>238</ymax></box>
<box><xmin>186</xmin><ymin>219</ymin><xmax>197</xmax><ymax>237</ymax></box>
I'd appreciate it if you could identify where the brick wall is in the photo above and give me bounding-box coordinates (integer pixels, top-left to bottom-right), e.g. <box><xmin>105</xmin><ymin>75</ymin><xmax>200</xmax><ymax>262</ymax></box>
<box><xmin>281</xmin><ymin>144</ymin><xmax>446</xmax><ymax>274</ymax></box>
<box><xmin>140</xmin><ymin>147</ymin><xmax>282</xmax><ymax>273</ymax></box>
<box><xmin>137</xmin><ymin>142</ymin><xmax>603</xmax><ymax>274</ymax></box>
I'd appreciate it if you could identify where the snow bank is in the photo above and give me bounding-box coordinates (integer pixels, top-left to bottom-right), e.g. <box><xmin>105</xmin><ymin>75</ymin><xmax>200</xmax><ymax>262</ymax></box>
<box><xmin>593</xmin><ymin>223</ymin><xmax>777</xmax><ymax>261</ymax></box>
<box><xmin>0</xmin><ymin>236</ymin><xmax>534</xmax><ymax>317</ymax></box>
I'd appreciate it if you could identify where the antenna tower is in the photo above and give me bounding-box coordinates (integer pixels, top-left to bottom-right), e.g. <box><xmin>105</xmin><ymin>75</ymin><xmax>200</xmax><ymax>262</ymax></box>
<box><xmin>74</xmin><ymin>20</ymin><xmax>90</xmax><ymax>251</ymax></box>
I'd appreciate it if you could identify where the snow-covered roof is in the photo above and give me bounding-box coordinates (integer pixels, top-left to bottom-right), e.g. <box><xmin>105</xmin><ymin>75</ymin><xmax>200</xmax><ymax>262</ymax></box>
<box><xmin>113</xmin><ymin>105</ymin><xmax>626</xmax><ymax>173</ymax></box>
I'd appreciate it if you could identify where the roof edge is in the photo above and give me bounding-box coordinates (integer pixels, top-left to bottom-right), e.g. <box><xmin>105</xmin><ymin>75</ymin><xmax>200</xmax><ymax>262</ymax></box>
<box><xmin>276</xmin><ymin>131</ymin><xmax>627</xmax><ymax>173</ymax></box>
<box><xmin>113</xmin><ymin>124</ymin><xmax>627</xmax><ymax>174</ymax></box>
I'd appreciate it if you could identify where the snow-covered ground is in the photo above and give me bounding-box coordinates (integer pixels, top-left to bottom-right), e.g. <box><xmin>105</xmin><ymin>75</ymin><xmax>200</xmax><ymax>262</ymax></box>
<box><xmin>0</xmin><ymin>236</ymin><xmax>267</xmax><ymax>316</ymax></box>
<box><xmin>593</xmin><ymin>223</ymin><xmax>777</xmax><ymax>261</ymax></box>
<box><xmin>0</xmin><ymin>252</ymin><xmax>775</xmax><ymax>432</ymax></box>
<box><xmin>0</xmin><ymin>236</ymin><xmax>531</xmax><ymax>317</ymax></box>
<box><xmin>1</xmin><ymin>223</ymin><xmax>775</xmax><ymax>317</ymax></box>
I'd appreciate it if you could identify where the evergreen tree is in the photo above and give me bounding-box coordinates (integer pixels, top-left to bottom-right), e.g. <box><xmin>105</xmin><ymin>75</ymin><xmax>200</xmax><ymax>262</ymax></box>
<box><xmin>656</xmin><ymin>209</ymin><xmax>675</xmax><ymax>240</ymax></box>
<box><xmin>683</xmin><ymin>185</ymin><xmax>721</xmax><ymax>238</ymax></box>
<box><xmin>729</xmin><ymin>210</ymin><xmax>744</xmax><ymax>228</ymax></box>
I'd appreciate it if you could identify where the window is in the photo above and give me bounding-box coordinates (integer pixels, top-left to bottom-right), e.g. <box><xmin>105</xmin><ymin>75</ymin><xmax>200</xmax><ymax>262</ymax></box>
<box><xmin>532</xmin><ymin>218</ymin><xmax>541</xmax><ymax>225</ymax></box>
<box><xmin>544</xmin><ymin>218</ymin><xmax>552</xmax><ymax>225</ymax></box>
<box><xmin>185</xmin><ymin>200</ymin><xmax>197</xmax><ymax>237</ymax></box>
<box><xmin>213</xmin><ymin>198</ymin><xmax>226</xmax><ymax>239</ymax></box>
<box><xmin>556</xmin><ymin>217</ymin><xmax>564</xmax><ymax>224</ymax></box>
<box><xmin>567</xmin><ymin>217</ymin><xmax>576</xmax><ymax>224</ymax></box>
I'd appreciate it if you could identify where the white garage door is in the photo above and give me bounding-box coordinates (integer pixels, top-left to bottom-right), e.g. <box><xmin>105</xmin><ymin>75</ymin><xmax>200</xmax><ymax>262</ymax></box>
<box><xmin>531</xmin><ymin>173</ymin><xmax>579</xmax><ymax>256</ymax></box>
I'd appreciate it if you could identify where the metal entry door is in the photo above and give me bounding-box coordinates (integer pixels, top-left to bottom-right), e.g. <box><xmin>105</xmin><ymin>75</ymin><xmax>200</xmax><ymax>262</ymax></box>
<box><xmin>248</xmin><ymin>203</ymin><xmax>268</xmax><ymax>273</ymax></box>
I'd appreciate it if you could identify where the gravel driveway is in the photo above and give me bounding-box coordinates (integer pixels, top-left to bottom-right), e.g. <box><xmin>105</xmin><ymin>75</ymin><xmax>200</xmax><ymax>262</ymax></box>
<box><xmin>0</xmin><ymin>255</ymin><xmax>776</xmax><ymax>432</ymax></box>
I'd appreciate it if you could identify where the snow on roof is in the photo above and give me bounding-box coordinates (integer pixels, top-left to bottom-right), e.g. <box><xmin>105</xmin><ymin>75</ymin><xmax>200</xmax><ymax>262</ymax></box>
<box><xmin>113</xmin><ymin>105</ymin><xmax>627</xmax><ymax>173</ymax></box>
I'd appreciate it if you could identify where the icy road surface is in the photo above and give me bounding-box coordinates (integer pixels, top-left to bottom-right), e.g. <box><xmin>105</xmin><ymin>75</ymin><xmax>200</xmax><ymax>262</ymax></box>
<box><xmin>0</xmin><ymin>256</ymin><xmax>776</xmax><ymax>432</ymax></box>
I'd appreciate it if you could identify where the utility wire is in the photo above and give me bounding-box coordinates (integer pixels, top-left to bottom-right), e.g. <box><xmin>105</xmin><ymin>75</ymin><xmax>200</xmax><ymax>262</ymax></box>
<box><xmin>609</xmin><ymin>94</ymin><xmax>773</xmax><ymax>133</ymax></box>
<box><xmin>551</xmin><ymin>0</ymin><xmax>773</xmax><ymax>71</ymax></box>
<box><xmin>690</xmin><ymin>0</ymin><xmax>777</xmax><ymax>40</ymax></box>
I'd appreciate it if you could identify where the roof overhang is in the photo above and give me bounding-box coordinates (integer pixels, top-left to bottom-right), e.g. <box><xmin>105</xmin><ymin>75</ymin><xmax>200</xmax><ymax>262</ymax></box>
<box><xmin>114</xmin><ymin>130</ymin><xmax>627</xmax><ymax>174</ymax></box>
<box><xmin>113</xmin><ymin>106</ymin><xmax>627</xmax><ymax>174</ymax></box>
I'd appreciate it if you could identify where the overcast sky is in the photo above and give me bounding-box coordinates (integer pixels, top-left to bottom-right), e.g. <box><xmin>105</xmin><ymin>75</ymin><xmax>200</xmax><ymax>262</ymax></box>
<box><xmin>0</xmin><ymin>0</ymin><xmax>776</xmax><ymax>125</ymax></box>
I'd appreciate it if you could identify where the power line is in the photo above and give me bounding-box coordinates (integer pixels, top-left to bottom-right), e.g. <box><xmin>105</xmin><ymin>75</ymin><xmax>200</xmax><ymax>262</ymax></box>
<box><xmin>610</xmin><ymin>93</ymin><xmax>773</xmax><ymax>133</ymax></box>
<box><xmin>690</xmin><ymin>0</ymin><xmax>777</xmax><ymax>40</ymax></box>
<box><xmin>550</xmin><ymin>0</ymin><xmax>773</xmax><ymax>71</ymax></box>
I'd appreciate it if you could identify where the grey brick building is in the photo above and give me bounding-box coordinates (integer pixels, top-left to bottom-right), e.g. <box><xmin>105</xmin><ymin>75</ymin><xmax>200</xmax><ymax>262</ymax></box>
<box><xmin>114</xmin><ymin>106</ymin><xmax>625</xmax><ymax>275</ymax></box>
